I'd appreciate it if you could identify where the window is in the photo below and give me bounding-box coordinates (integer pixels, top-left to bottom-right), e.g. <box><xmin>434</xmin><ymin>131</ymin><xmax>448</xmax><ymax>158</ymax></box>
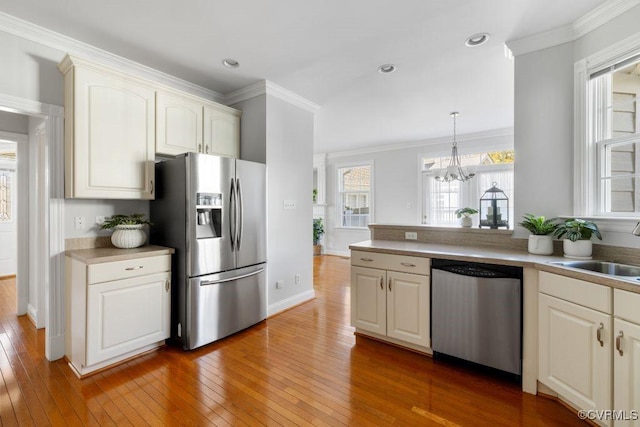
<box><xmin>422</xmin><ymin>151</ymin><xmax>514</xmax><ymax>227</ymax></box>
<box><xmin>0</xmin><ymin>172</ymin><xmax>11</xmax><ymax>222</ymax></box>
<box><xmin>337</xmin><ymin>163</ymin><xmax>372</xmax><ymax>228</ymax></box>
<box><xmin>588</xmin><ymin>53</ymin><xmax>640</xmax><ymax>215</ymax></box>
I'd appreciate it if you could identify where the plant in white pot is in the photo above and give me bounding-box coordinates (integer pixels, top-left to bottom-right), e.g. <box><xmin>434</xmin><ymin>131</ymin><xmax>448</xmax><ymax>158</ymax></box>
<box><xmin>100</xmin><ymin>213</ymin><xmax>152</xmax><ymax>249</ymax></box>
<box><xmin>518</xmin><ymin>214</ymin><xmax>557</xmax><ymax>255</ymax></box>
<box><xmin>553</xmin><ymin>218</ymin><xmax>602</xmax><ymax>259</ymax></box>
<box><xmin>455</xmin><ymin>207</ymin><xmax>478</xmax><ymax>227</ymax></box>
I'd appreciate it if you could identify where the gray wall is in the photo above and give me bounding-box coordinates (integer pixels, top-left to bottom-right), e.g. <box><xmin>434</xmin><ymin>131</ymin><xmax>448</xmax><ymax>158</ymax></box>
<box><xmin>513</xmin><ymin>4</ymin><xmax>640</xmax><ymax>248</ymax></box>
<box><xmin>0</xmin><ymin>110</ymin><xmax>28</xmax><ymax>134</ymax></box>
<box><xmin>324</xmin><ymin>133</ymin><xmax>513</xmax><ymax>255</ymax></box>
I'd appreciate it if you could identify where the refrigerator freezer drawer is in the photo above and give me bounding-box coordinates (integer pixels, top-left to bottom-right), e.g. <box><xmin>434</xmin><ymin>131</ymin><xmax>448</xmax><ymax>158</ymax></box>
<box><xmin>186</xmin><ymin>264</ymin><xmax>266</xmax><ymax>350</ymax></box>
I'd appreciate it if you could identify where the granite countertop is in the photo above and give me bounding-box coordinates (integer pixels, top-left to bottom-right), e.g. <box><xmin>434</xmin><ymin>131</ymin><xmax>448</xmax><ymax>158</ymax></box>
<box><xmin>350</xmin><ymin>240</ymin><xmax>640</xmax><ymax>294</ymax></box>
<box><xmin>66</xmin><ymin>245</ymin><xmax>175</xmax><ymax>265</ymax></box>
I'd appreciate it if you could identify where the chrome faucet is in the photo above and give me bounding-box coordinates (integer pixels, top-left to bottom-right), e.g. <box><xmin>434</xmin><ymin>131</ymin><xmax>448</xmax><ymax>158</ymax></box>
<box><xmin>633</xmin><ymin>222</ymin><xmax>640</xmax><ymax>236</ymax></box>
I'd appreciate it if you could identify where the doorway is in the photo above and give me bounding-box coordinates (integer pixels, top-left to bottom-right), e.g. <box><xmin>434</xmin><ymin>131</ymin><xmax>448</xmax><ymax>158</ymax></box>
<box><xmin>0</xmin><ymin>94</ymin><xmax>65</xmax><ymax>361</ymax></box>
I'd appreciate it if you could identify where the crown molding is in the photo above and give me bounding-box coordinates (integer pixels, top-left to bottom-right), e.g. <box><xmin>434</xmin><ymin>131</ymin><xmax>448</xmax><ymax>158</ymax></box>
<box><xmin>0</xmin><ymin>12</ymin><xmax>224</xmax><ymax>103</ymax></box>
<box><xmin>224</xmin><ymin>80</ymin><xmax>320</xmax><ymax>112</ymax></box>
<box><xmin>574</xmin><ymin>0</ymin><xmax>640</xmax><ymax>38</ymax></box>
<box><xmin>506</xmin><ymin>0</ymin><xmax>640</xmax><ymax>56</ymax></box>
<box><xmin>325</xmin><ymin>127</ymin><xmax>514</xmax><ymax>159</ymax></box>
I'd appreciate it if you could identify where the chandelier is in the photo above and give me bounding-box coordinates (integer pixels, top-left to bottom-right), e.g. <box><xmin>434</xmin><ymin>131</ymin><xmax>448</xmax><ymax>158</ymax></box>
<box><xmin>435</xmin><ymin>112</ymin><xmax>475</xmax><ymax>183</ymax></box>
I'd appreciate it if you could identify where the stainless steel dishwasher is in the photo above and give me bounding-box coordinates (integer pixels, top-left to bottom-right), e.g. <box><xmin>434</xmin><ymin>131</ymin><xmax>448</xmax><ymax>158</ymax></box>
<box><xmin>431</xmin><ymin>259</ymin><xmax>522</xmax><ymax>377</ymax></box>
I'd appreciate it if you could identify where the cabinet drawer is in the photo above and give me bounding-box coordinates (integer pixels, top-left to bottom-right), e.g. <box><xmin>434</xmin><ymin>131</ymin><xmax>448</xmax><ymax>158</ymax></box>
<box><xmin>539</xmin><ymin>271</ymin><xmax>611</xmax><ymax>314</ymax></box>
<box><xmin>614</xmin><ymin>289</ymin><xmax>640</xmax><ymax>324</ymax></box>
<box><xmin>87</xmin><ymin>255</ymin><xmax>171</xmax><ymax>284</ymax></box>
<box><xmin>351</xmin><ymin>251</ymin><xmax>429</xmax><ymax>275</ymax></box>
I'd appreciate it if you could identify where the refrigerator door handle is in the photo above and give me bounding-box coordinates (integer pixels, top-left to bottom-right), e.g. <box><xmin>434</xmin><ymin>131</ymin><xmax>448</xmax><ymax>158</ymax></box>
<box><xmin>237</xmin><ymin>178</ymin><xmax>244</xmax><ymax>250</ymax></box>
<box><xmin>200</xmin><ymin>268</ymin><xmax>265</xmax><ymax>286</ymax></box>
<box><xmin>229</xmin><ymin>178</ymin><xmax>236</xmax><ymax>252</ymax></box>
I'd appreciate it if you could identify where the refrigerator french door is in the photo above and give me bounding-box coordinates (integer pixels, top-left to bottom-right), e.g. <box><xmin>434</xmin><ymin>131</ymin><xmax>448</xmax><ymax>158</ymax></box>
<box><xmin>151</xmin><ymin>153</ymin><xmax>267</xmax><ymax>350</ymax></box>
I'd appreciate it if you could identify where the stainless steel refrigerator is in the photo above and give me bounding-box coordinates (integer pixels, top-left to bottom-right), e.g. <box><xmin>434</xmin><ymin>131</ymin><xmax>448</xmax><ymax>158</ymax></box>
<box><xmin>150</xmin><ymin>153</ymin><xmax>267</xmax><ymax>350</ymax></box>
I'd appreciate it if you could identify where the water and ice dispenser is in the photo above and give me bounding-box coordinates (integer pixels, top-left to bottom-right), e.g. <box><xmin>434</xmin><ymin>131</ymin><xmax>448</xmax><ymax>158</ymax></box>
<box><xmin>196</xmin><ymin>192</ymin><xmax>222</xmax><ymax>239</ymax></box>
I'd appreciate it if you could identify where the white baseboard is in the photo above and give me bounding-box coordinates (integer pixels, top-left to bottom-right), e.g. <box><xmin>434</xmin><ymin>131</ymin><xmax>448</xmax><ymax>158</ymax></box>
<box><xmin>267</xmin><ymin>290</ymin><xmax>315</xmax><ymax>317</ymax></box>
<box><xmin>324</xmin><ymin>250</ymin><xmax>351</xmax><ymax>257</ymax></box>
<box><xmin>27</xmin><ymin>303</ymin><xmax>40</xmax><ymax>328</ymax></box>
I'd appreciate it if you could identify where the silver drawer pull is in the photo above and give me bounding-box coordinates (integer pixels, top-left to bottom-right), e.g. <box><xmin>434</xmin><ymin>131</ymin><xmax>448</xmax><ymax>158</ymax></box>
<box><xmin>360</xmin><ymin>257</ymin><xmax>374</xmax><ymax>262</ymax></box>
<box><xmin>401</xmin><ymin>262</ymin><xmax>416</xmax><ymax>268</ymax></box>
<box><xmin>125</xmin><ymin>265</ymin><xmax>144</xmax><ymax>271</ymax></box>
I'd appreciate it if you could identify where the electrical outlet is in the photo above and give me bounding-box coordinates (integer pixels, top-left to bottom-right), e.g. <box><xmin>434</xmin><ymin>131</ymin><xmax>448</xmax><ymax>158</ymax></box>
<box><xmin>74</xmin><ymin>216</ymin><xmax>85</xmax><ymax>230</ymax></box>
<box><xmin>405</xmin><ymin>231</ymin><xmax>417</xmax><ymax>240</ymax></box>
<box><xmin>276</xmin><ymin>280</ymin><xmax>284</xmax><ymax>289</ymax></box>
<box><xmin>295</xmin><ymin>274</ymin><xmax>300</xmax><ymax>284</ymax></box>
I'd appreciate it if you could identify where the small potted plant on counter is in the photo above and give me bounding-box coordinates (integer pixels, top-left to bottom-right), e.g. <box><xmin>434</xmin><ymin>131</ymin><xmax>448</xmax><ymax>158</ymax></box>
<box><xmin>313</xmin><ymin>218</ymin><xmax>325</xmax><ymax>256</ymax></box>
<box><xmin>100</xmin><ymin>213</ymin><xmax>152</xmax><ymax>249</ymax></box>
<box><xmin>553</xmin><ymin>218</ymin><xmax>602</xmax><ymax>259</ymax></box>
<box><xmin>455</xmin><ymin>207</ymin><xmax>478</xmax><ymax>227</ymax></box>
<box><xmin>518</xmin><ymin>213</ymin><xmax>557</xmax><ymax>255</ymax></box>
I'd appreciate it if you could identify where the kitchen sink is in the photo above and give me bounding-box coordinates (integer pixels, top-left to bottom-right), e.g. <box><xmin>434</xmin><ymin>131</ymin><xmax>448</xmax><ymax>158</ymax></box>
<box><xmin>550</xmin><ymin>260</ymin><xmax>640</xmax><ymax>278</ymax></box>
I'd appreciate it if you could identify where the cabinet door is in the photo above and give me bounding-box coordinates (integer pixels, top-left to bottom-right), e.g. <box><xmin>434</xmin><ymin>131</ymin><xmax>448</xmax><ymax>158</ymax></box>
<box><xmin>613</xmin><ymin>318</ymin><xmax>640</xmax><ymax>427</ymax></box>
<box><xmin>387</xmin><ymin>271</ymin><xmax>429</xmax><ymax>347</ymax></box>
<box><xmin>156</xmin><ymin>91</ymin><xmax>203</xmax><ymax>156</ymax></box>
<box><xmin>203</xmin><ymin>104</ymin><xmax>240</xmax><ymax>158</ymax></box>
<box><xmin>351</xmin><ymin>266</ymin><xmax>386</xmax><ymax>335</ymax></box>
<box><xmin>69</xmin><ymin>67</ymin><xmax>155</xmax><ymax>199</ymax></box>
<box><xmin>538</xmin><ymin>293</ymin><xmax>611</xmax><ymax>414</ymax></box>
<box><xmin>86</xmin><ymin>272</ymin><xmax>170</xmax><ymax>366</ymax></box>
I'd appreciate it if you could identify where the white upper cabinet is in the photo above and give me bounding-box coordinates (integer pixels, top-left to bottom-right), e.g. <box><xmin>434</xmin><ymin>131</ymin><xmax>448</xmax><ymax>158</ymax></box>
<box><xmin>204</xmin><ymin>102</ymin><xmax>241</xmax><ymax>158</ymax></box>
<box><xmin>156</xmin><ymin>91</ymin><xmax>203</xmax><ymax>156</ymax></box>
<box><xmin>59</xmin><ymin>55</ymin><xmax>156</xmax><ymax>200</ymax></box>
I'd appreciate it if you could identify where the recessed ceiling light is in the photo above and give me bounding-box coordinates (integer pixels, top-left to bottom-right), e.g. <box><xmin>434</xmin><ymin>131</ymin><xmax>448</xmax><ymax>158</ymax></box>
<box><xmin>378</xmin><ymin>64</ymin><xmax>396</xmax><ymax>74</ymax></box>
<box><xmin>222</xmin><ymin>58</ymin><xmax>240</xmax><ymax>68</ymax></box>
<box><xmin>465</xmin><ymin>33</ymin><xmax>490</xmax><ymax>47</ymax></box>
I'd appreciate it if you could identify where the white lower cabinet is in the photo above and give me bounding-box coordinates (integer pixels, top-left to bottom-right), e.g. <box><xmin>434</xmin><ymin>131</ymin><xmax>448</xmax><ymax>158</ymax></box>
<box><xmin>613</xmin><ymin>289</ymin><xmax>640</xmax><ymax>427</ymax></box>
<box><xmin>351</xmin><ymin>251</ymin><xmax>429</xmax><ymax>349</ymax></box>
<box><xmin>66</xmin><ymin>253</ymin><xmax>171</xmax><ymax>377</ymax></box>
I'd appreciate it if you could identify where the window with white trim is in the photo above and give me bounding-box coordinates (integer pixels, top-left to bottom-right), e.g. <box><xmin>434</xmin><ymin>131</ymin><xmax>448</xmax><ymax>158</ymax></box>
<box><xmin>588</xmin><ymin>52</ymin><xmax>640</xmax><ymax>215</ymax></box>
<box><xmin>337</xmin><ymin>163</ymin><xmax>372</xmax><ymax>228</ymax></box>
<box><xmin>421</xmin><ymin>151</ymin><xmax>514</xmax><ymax>227</ymax></box>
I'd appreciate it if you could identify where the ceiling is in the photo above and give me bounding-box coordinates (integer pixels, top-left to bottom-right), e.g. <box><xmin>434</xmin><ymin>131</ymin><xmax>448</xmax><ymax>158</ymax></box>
<box><xmin>0</xmin><ymin>0</ymin><xmax>608</xmax><ymax>153</ymax></box>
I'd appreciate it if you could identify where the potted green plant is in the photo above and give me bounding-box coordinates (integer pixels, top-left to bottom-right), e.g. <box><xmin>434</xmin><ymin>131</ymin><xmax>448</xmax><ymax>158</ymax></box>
<box><xmin>455</xmin><ymin>207</ymin><xmax>478</xmax><ymax>227</ymax></box>
<box><xmin>100</xmin><ymin>213</ymin><xmax>152</xmax><ymax>249</ymax></box>
<box><xmin>553</xmin><ymin>218</ymin><xmax>602</xmax><ymax>258</ymax></box>
<box><xmin>313</xmin><ymin>218</ymin><xmax>325</xmax><ymax>256</ymax></box>
<box><xmin>518</xmin><ymin>214</ymin><xmax>558</xmax><ymax>255</ymax></box>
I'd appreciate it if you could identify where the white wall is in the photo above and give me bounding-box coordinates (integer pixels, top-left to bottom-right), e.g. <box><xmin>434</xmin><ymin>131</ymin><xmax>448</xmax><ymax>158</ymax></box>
<box><xmin>232</xmin><ymin>92</ymin><xmax>315</xmax><ymax>315</ymax></box>
<box><xmin>265</xmin><ymin>95</ymin><xmax>314</xmax><ymax>313</ymax></box>
<box><xmin>513</xmin><ymin>4</ymin><xmax>640</xmax><ymax>247</ymax></box>
<box><xmin>324</xmin><ymin>132</ymin><xmax>513</xmax><ymax>255</ymax></box>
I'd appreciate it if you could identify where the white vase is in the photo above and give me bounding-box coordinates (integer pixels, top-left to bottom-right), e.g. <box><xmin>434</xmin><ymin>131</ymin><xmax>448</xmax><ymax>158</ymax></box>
<box><xmin>460</xmin><ymin>217</ymin><xmax>472</xmax><ymax>227</ymax></box>
<box><xmin>563</xmin><ymin>239</ymin><xmax>593</xmax><ymax>259</ymax></box>
<box><xmin>111</xmin><ymin>224</ymin><xmax>147</xmax><ymax>249</ymax></box>
<box><xmin>528</xmin><ymin>235</ymin><xmax>554</xmax><ymax>255</ymax></box>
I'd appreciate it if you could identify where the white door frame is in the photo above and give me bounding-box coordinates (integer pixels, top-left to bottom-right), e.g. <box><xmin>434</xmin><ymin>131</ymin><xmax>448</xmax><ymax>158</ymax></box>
<box><xmin>0</xmin><ymin>93</ymin><xmax>65</xmax><ymax>361</ymax></box>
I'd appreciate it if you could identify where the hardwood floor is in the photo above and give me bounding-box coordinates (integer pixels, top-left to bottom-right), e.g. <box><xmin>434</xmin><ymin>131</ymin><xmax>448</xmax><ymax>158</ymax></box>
<box><xmin>0</xmin><ymin>256</ymin><xmax>585</xmax><ymax>426</ymax></box>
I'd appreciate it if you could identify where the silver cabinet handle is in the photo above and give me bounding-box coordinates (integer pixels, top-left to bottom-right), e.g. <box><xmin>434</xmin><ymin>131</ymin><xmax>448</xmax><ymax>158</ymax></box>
<box><xmin>198</xmin><ymin>143</ymin><xmax>202</xmax><ymax>153</ymax></box>
<box><xmin>150</xmin><ymin>180</ymin><xmax>154</xmax><ymax>195</ymax></box>
<box><xmin>206</xmin><ymin>145</ymin><xmax>209</xmax><ymax>154</ymax></box>
<box><xmin>379</xmin><ymin>276</ymin><xmax>383</xmax><ymax>290</ymax></box>
<box><xmin>165</xmin><ymin>279</ymin><xmax>170</xmax><ymax>292</ymax></box>
<box><xmin>388</xmin><ymin>277</ymin><xmax>392</xmax><ymax>291</ymax></box>
<box><xmin>125</xmin><ymin>265</ymin><xmax>144</xmax><ymax>271</ymax></box>
<box><xmin>401</xmin><ymin>262</ymin><xmax>416</xmax><ymax>268</ymax></box>
<box><xmin>360</xmin><ymin>257</ymin><xmax>374</xmax><ymax>262</ymax></box>
<box><xmin>616</xmin><ymin>330</ymin><xmax>624</xmax><ymax>356</ymax></box>
<box><xmin>596</xmin><ymin>322</ymin><xmax>604</xmax><ymax>347</ymax></box>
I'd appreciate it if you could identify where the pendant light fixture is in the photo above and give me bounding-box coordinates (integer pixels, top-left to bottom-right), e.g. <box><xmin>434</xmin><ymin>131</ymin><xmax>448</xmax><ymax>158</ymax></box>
<box><xmin>435</xmin><ymin>112</ymin><xmax>475</xmax><ymax>183</ymax></box>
